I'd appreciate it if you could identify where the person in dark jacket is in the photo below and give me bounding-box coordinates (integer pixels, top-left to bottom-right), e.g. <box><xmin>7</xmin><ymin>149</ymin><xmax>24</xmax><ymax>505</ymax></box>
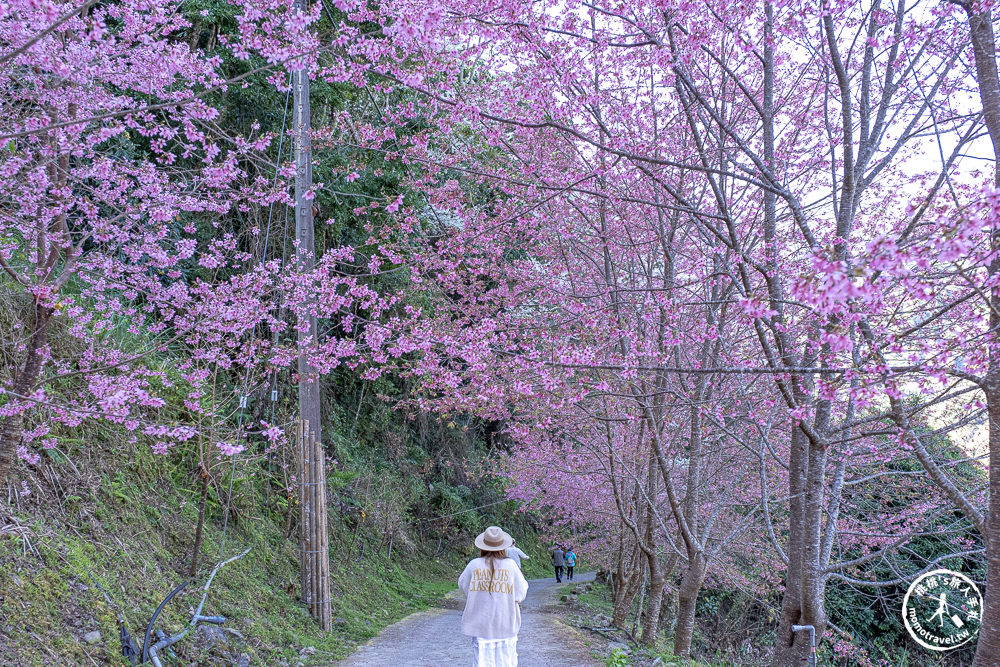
<box><xmin>551</xmin><ymin>545</ymin><xmax>565</xmax><ymax>582</ymax></box>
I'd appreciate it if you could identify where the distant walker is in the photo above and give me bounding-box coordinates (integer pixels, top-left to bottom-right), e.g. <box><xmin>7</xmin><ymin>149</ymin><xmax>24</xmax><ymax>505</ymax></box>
<box><xmin>550</xmin><ymin>545</ymin><xmax>565</xmax><ymax>583</ymax></box>
<box><xmin>564</xmin><ymin>547</ymin><xmax>577</xmax><ymax>581</ymax></box>
<box><xmin>507</xmin><ymin>539</ymin><xmax>530</xmax><ymax>569</ymax></box>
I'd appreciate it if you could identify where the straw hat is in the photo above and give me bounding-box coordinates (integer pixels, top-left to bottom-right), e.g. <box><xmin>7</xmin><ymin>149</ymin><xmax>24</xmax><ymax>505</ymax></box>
<box><xmin>475</xmin><ymin>526</ymin><xmax>514</xmax><ymax>551</ymax></box>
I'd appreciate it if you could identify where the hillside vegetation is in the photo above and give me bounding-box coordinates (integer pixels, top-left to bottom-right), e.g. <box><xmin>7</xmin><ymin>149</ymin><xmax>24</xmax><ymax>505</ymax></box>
<box><xmin>0</xmin><ymin>345</ymin><xmax>547</xmax><ymax>665</ymax></box>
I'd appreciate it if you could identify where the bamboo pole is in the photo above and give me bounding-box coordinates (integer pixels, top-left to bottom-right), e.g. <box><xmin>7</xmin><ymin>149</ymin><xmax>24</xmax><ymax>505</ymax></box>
<box><xmin>309</xmin><ymin>425</ymin><xmax>319</xmax><ymax>618</ymax></box>
<box><xmin>296</xmin><ymin>419</ymin><xmax>331</xmax><ymax>628</ymax></box>
<box><xmin>313</xmin><ymin>427</ymin><xmax>322</xmax><ymax>623</ymax></box>
<box><xmin>306</xmin><ymin>423</ymin><xmax>313</xmax><ymax>615</ymax></box>
<box><xmin>316</xmin><ymin>426</ymin><xmax>331</xmax><ymax>630</ymax></box>
<box><xmin>296</xmin><ymin>418</ymin><xmax>305</xmax><ymax>603</ymax></box>
<box><xmin>302</xmin><ymin>419</ymin><xmax>313</xmax><ymax>612</ymax></box>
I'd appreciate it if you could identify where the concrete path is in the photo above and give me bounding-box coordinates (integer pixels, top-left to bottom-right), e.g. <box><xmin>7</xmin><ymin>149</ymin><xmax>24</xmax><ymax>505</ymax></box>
<box><xmin>338</xmin><ymin>572</ymin><xmax>598</xmax><ymax>666</ymax></box>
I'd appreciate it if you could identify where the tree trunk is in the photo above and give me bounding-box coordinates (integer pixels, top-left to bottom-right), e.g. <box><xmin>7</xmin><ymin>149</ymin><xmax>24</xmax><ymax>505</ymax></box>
<box><xmin>641</xmin><ymin>560</ymin><xmax>666</xmax><ymax>645</ymax></box>
<box><xmin>613</xmin><ymin>567</ymin><xmax>644</xmax><ymax>628</ymax></box>
<box><xmin>613</xmin><ymin>546</ymin><xmax>644</xmax><ymax>628</ymax></box>
<box><xmin>0</xmin><ymin>303</ymin><xmax>53</xmax><ymax>483</ymax></box>
<box><xmin>188</xmin><ymin>464</ymin><xmax>211</xmax><ymax>577</ymax></box>
<box><xmin>673</xmin><ymin>555</ymin><xmax>707</xmax><ymax>657</ymax></box>
<box><xmin>800</xmin><ymin>438</ymin><xmax>828</xmax><ymax>646</ymax></box>
<box><xmin>967</xmin><ymin>9</ymin><xmax>1000</xmax><ymax>189</ymax></box>
<box><xmin>775</xmin><ymin>412</ymin><xmax>830</xmax><ymax>667</ymax></box>
<box><xmin>659</xmin><ymin>582</ymin><xmax>677</xmax><ymax>639</ymax></box>
<box><xmin>976</xmin><ymin>381</ymin><xmax>1000</xmax><ymax>667</ymax></box>
<box><xmin>773</xmin><ymin>425</ymin><xmax>808</xmax><ymax>667</ymax></box>
<box><xmin>658</xmin><ymin>552</ymin><xmax>680</xmax><ymax>639</ymax></box>
<box><xmin>960</xmin><ymin>8</ymin><xmax>1000</xmax><ymax>666</ymax></box>
<box><xmin>638</xmin><ymin>436</ymin><xmax>661</xmax><ymax>645</ymax></box>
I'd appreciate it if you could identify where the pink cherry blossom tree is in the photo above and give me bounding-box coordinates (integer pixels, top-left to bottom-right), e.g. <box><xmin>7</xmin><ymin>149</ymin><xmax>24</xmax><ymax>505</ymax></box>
<box><xmin>316</xmin><ymin>0</ymin><xmax>991</xmax><ymax>662</ymax></box>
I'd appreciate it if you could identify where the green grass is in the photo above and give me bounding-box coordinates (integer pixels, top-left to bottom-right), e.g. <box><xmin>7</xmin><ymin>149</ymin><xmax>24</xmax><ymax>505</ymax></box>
<box><xmin>0</xmin><ymin>428</ymin><xmax>466</xmax><ymax>666</ymax></box>
<box><xmin>557</xmin><ymin>580</ymin><xmax>717</xmax><ymax>667</ymax></box>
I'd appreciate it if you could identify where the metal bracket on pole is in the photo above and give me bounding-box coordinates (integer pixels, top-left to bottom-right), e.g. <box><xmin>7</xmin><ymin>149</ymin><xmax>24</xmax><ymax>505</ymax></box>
<box><xmin>791</xmin><ymin>625</ymin><xmax>816</xmax><ymax>667</ymax></box>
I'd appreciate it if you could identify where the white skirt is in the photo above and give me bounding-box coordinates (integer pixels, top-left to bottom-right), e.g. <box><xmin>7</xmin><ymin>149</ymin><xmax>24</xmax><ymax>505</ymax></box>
<box><xmin>472</xmin><ymin>636</ymin><xmax>518</xmax><ymax>667</ymax></box>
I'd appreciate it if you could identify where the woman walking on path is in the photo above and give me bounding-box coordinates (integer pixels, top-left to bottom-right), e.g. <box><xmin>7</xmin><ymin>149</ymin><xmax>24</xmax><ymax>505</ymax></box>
<box><xmin>564</xmin><ymin>547</ymin><xmax>577</xmax><ymax>581</ymax></box>
<box><xmin>458</xmin><ymin>526</ymin><xmax>529</xmax><ymax>666</ymax></box>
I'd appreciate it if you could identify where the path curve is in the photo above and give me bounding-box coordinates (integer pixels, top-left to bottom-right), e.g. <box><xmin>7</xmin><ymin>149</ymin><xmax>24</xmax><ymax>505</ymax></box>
<box><xmin>337</xmin><ymin>572</ymin><xmax>598</xmax><ymax>666</ymax></box>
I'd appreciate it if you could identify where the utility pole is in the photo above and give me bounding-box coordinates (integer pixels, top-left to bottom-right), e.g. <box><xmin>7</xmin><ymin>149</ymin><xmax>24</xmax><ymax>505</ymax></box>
<box><xmin>292</xmin><ymin>0</ymin><xmax>331</xmax><ymax>631</ymax></box>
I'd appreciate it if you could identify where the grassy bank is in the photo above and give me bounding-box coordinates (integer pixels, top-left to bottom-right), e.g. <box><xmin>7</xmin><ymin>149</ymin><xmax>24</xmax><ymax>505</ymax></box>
<box><xmin>553</xmin><ymin>580</ymin><xmax>715</xmax><ymax>667</ymax></box>
<box><xmin>0</xmin><ymin>420</ymin><xmax>536</xmax><ymax>665</ymax></box>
